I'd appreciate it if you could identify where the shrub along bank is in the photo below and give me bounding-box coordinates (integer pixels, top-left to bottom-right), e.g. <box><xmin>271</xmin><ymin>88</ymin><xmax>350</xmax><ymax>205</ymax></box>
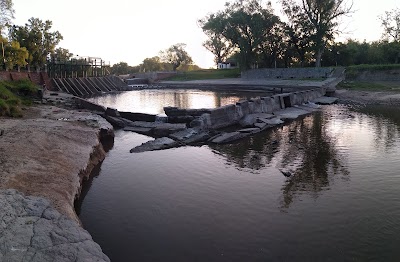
<box><xmin>0</xmin><ymin>80</ymin><xmax>40</xmax><ymax>117</ymax></box>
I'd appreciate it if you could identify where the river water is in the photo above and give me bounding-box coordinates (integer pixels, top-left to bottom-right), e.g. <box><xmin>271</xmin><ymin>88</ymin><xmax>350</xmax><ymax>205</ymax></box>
<box><xmin>78</xmin><ymin>90</ymin><xmax>400</xmax><ymax>261</ymax></box>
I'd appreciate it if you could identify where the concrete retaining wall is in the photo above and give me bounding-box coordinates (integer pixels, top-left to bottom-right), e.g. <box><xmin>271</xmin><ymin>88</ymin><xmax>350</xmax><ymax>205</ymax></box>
<box><xmin>349</xmin><ymin>69</ymin><xmax>400</xmax><ymax>81</ymax></box>
<box><xmin>242</xmin><ymin>68</ymin><xmax>334</xmax><ymax>80</ymax></box>
<box><xmin>164</xmin><ymin>88</ymin><xmax>325</xmax><ymax>129</ymax></box>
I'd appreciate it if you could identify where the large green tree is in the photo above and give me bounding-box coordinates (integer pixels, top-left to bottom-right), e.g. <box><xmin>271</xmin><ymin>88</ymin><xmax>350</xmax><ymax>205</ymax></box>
<box><xmin>282</xmin><ymin>0</ymin><xmax>353</xmax><ymax>67</ymax></box>
<box><xmin>199</xmin><ymin>13</ymin><xmax>234</xmax><ymax>65</ymax></box>
<box><xmin>200</xmin><ymin>0</ymin><xmax>281</xmax><ymax>70</ymax></box>
<box><xmin>141</xmin><ymin>56</ymin><xmax>164</xmax><ymax>72</ymax></box>
<box><xmin>10</xmin><ymin>18</ymin><xmax>63</xmax><ymax>70</ymax></box>
<box><xmin>159</xmin><ymin>43</ymin><xmax>193</xmax><ymax>71</ymax></box>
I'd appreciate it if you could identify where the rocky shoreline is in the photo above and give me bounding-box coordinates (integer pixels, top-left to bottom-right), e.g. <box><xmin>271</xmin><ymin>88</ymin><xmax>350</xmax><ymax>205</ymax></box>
<box><xmin>0</xmin><ymin>95</ymin><xmax>113</xmax><ymax>261</ymax></box>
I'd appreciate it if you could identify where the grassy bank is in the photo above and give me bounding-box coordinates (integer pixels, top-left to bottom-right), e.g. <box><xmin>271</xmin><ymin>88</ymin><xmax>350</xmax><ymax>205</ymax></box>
<box><xmin>164</xmin><ymin>68</ymin><xmax>241</xmax><ymax>81</ymax></box>
<box><xmin>338</xmin><ymin>80</ymin><xmax>400</xmax><ymax>91</ymax></box>
<box><xmin>0</xmin><ymin>80</ymin><xmax>40</xmax><ymax>117</ymax></box>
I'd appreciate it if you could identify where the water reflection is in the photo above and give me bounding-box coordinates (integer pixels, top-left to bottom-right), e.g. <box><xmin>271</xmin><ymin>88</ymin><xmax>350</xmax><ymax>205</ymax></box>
<box><xmin>88</xmin><ymin>89</ymin><xmax>271</xmax><ymax>114</ymax></box>
<box><xmin>210</xmin><ymin>110</ymin><xmax>349</xmax><ymax>208</ymax></box>
<box><xmin>356</xmin><ymin>105</ymin><xmax>400</xmax><ymax>151</ymax></box>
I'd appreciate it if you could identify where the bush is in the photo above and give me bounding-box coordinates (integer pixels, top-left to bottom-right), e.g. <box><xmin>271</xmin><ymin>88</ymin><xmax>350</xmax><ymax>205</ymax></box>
<box><xmin>0</xmin><ymin>99</ymin><xmax>10</xmax><ymax>116</ymax></box>
<box><xmin>9</xmin><ymin>105</ymin><xmax>23</xmax><ymax>117</ymax></box>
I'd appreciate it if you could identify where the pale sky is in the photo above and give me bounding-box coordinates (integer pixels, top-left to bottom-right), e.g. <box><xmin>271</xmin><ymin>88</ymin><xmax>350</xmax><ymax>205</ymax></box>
<box><xmin>12</xmin><ymin>0</ymin><xmax>399</xmax><ymax>69</ymax></box>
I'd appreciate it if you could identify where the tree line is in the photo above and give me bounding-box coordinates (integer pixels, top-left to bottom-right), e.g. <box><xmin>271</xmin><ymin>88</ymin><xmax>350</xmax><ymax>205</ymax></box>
<box><xmin>199</xmin><ymin>0</ymin><xmax>400</xmax><ymax>70</ymax></box>
<box><xmin>0</xmin><ymin>0</ymin><xmax>67</xmax><ymax>71</ymax></box>
<box><xmin>111</xmin><ymin>43</ymin><xmax>200</xmax><ymax>75</ymax></box>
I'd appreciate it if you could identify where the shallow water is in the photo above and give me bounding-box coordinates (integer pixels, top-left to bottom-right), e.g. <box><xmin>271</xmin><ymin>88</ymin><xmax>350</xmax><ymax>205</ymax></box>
<box><xmin>79</xmin><ymin>91</ymin><xmax>400</xmax><ymax>261</ymax></box>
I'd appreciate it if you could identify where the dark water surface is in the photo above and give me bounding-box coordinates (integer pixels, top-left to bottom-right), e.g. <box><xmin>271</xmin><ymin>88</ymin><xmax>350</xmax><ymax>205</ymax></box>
<box><xmin>79</xmin><ymin>90</ymin><xmax>400</xmax><ymax>261</ymax></box>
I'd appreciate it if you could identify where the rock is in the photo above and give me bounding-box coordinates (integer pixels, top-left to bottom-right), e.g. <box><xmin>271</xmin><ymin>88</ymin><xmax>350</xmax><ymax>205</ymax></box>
<box><xmin>0</xmin><ymin>189</ymin><xmax>110</xmax><ymax>262</ymax></box>
<box><xmin>105</xmin><ymin>107</ymin><xmax>120</xmax><ymax>117</ymax></box>
<box><xmin>312</xmin><ymin>96</ymin><xmax>338</xmax><ymax>105</ymax></box>
<box><xmin>130</xmin><ymin>137</ymin><xmax>178</xmax><ymax>153</ymax></box>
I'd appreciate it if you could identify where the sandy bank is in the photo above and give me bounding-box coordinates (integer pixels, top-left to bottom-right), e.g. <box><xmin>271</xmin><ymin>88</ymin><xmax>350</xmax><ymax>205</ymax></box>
<box><xmin>335</xmin><ymin>89</ymin><xmax>400</xmax><ymax>105</ymax></box>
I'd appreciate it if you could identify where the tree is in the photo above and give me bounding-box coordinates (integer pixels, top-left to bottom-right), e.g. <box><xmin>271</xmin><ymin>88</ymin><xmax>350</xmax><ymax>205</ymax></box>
<box><xmin>50</xmin><ymin>47</ymin><xmax>73</xmax><ymax>62</ymax></box>
<box><xmin>141</xmin><ymin>56</ymin><xmax>163</xmax><ymax>72</ymax></box>
<box><xmin>282</xmin><ymin>0</ymin><xmax>353</xmax><ymax>67</ymax></box>
<box><xmin>10</xmin><ymin>18</ymin><xmax>63</xmax><ymax>70</ymax></box>
<box><xmin>0</xmin><ymin>0</ymin><xmax>14</xmax><ymax>32</ymax></box>
<box><xmin>281</xmin><ymin>0</ymin><xmax>313</xmax><ymax>67</ymax></box>
<box><xmin>111</xmin><ymin>62</ymin><xmax>132</xmax><ymax>75</ymax></box>
<box><xmin>159</xmin><ymin>43</ymin><xmax>193</xmax><ymax>71</ymax></box>
<box><xmin>199</xmin><ymin>13</ymin><xmax>234</xmax><ymax>65</ymax></box>
<box><xmin>200</xmin><ymin>0</ymin><xmax>281</xmax><ymax>70</ymax></box>
<box><xmin>4</xmin><ymin>40</ymin><xmax>28</xmax><ymax>70</ymax></box>
<box><xmin>380</xmin><ymin>8</ymin><xmax>400</xmax><ymax>42</ymax></box>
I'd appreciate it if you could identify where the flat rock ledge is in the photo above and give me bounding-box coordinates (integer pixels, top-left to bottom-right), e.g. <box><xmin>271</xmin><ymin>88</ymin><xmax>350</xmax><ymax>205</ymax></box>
<box><xmin>0</xmin><ymin>189</ymin><xmax>110</xmax><ymax>262</ymax></box>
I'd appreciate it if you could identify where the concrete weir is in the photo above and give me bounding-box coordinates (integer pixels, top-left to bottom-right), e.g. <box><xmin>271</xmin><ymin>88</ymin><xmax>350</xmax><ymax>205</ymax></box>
<box><xmin>51</xmin><ymin>76</ymin><xmax>129</xmax><ymax>97</ymax></box>
<box><xmin>113</xmin><ymin>87</ymin><xmax>331</xmax><ymax>152</ymax></box>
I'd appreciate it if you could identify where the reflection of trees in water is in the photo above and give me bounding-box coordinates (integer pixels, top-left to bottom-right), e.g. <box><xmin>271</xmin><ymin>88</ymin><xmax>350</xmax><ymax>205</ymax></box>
<box><xmin>357</xmin><ymin>106</ymin><xmax>400</xmax><ymax>151</ymax></box>
<box><xmin>210</xmin><ymin>111</ymin><xmax>349</xmax><ymax>208</ymax></box>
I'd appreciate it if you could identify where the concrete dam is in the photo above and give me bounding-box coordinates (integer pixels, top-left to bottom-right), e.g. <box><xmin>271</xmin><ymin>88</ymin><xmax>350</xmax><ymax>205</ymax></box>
<box><xmin>50</xmin><ymin>76</ymin><xmax>128</xmax><ymax>97</ymax></box>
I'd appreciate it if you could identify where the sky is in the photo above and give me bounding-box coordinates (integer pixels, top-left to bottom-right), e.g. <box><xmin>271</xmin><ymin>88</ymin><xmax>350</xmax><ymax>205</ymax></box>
<box><xmin>12</xmin><ymin>0</ymin><xmax>400</xmax><ymax>69</ymax></box>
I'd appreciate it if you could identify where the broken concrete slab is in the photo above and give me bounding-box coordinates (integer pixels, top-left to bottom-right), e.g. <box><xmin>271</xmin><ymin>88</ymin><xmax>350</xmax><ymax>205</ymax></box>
<box><xmin>105</xmin><ymin>107</ymin><xmax>120</xmax><ymax>117</ymax></box>
<box><xmin>104</xmin><ymin>115</ymin><xmax>126</xmax><ymax>128</ymax></box>
<box><xmin>312</xmin><ymin>96</ymin><xmax>338</xmax><ymax>105</ymax></box>
<box><xmin>254</xmin><ymin>122</ymin><xmax>268</xmax><ymax>129</ymax></box>
<box><xmin>295</xmin><ymin>104</ymin><xmax>319</xmax><ymax>112</ymax></box>
<box><xmin>239</xmin><ymin>113</ymin><xmax>275</xmax><ymax>127</ymax></box>
<box><xmin>210</xmin><ymin>131</ymin><xmax>251</xmax><ymax>144</ymax></box>
<box><xmin>123</xmin><ymin>126</ymin><xmax>153</xmax><ymax>136</ymax></box>
<box><xmin>169</xmin><ymin>128</ymin><xmax>199</xmax><ymax>141</ymax></box>
<box><xmin>153</xmin><ymin>123</ymin><xmax>187</xmax><ymax>137</ymax></box>
<box><xmin>273</xmin><ymin>107</ymin><xmax>311</xmax><ymax>120</ymax></box>
<box><xmin>258</xmin><ymin>117</ymin><xmax>284</xmax><ymax>125</ymax></box>
<box><xmin>238</xmin><ymin>128</ymin><xmax>261</xmax><ymax>133</ymax></box>
<box><xmin>130</xmin><ymin>137</ymin><xmax>178</xmax><ymax>153</ymax></box>
<box><xmin>183</xmin><ymin>132</ymin><xmax>211</xmax><ymax>144</ymax></box>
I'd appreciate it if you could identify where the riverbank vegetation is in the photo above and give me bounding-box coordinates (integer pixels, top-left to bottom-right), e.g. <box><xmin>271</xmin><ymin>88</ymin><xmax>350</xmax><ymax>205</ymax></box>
<box><xmin>0</xmin><ymin>80</ymin><xmax>39</xmax><ymax>117</ymax></box>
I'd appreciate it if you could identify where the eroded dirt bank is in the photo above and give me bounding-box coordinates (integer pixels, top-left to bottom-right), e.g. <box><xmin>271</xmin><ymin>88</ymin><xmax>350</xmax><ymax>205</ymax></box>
<box><xmin>0</xmin><ymin>105</ymin><xmax>114</xmax><ymax>223</ymax></box>
<box><xmin>335</xmin><ymin>89</ymin><xmax>400</xmax><ymax>105</ymax></box>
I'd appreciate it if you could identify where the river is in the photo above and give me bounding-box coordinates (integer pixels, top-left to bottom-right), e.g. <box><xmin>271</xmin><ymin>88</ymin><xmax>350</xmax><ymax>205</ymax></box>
<box><xmin>77</xmin><ymin>90</ymin><xmax>400</xmax><ymax>261</ymax></box>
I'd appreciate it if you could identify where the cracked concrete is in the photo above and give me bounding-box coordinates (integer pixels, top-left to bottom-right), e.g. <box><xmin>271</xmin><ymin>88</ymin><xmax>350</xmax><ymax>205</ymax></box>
<box><xmin>0</xmin><ymin>189</ymin><xmax>109</xmax><ymax>262</ymax></box>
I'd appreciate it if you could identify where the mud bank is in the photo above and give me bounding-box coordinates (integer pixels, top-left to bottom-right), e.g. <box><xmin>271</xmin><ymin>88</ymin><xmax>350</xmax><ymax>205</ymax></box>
<box><xmin>0</xmin><ymin>104</ymin><xmax>113</xmax><ymax>261</ymax></box>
